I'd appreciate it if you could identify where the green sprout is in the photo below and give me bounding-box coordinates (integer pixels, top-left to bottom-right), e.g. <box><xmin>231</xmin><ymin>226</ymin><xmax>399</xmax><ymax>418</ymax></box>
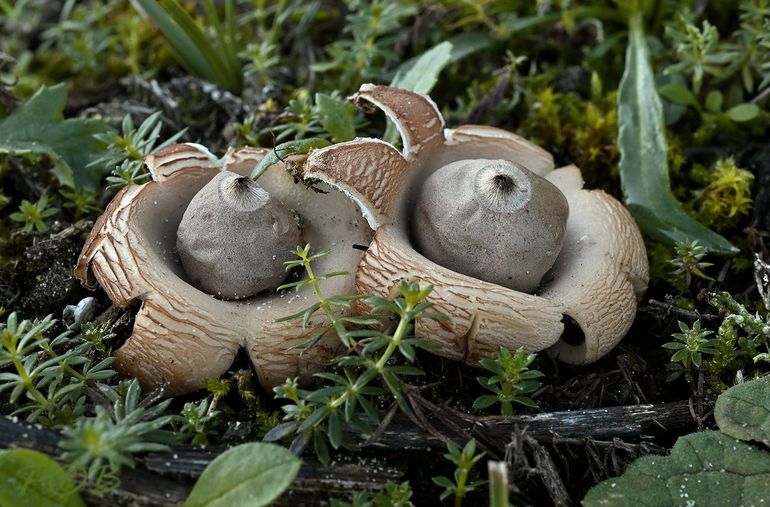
<box><xmin>240</xmin><ymin>40</ymin><xmax>280</xmax><ymax>86</ymax></box>
<box><xmin>92</xmin><ymin>111</ymin><xmax>185</xmax><ymax>188</ymax></box>
<box><xmin>178</xmin><ymin>398</ymin><xmax>221</xmax><ymax>445</ymax></box>
<box><xmin>432</xmin><ymin>439</ymin><xmax>486</xmax><ymax>507</ymax></box>
<box><xmin>268</xmin><ymin>94</ymin><xmax>325</xmax><ymax>142</ymax></box>
<box><xmin>60</xmin><ymin>188</ymin><xmax>100</xmax><ymax>219</ymax></box>
<box><xmin>473</xmin><ymin>347</ymin><xmax>544</xmax><ymax>416</ymax></box>
<box><xmin>60</xmin><ymin>379</ymin><xmax>174</xmax><ymax>488</ymax></box>
<box><xmin>663</xmin><ymin>320</ymin><xmax>718</xmax><ymax>369</ymax></box>
<box><xmin>9</xmin><ymin>195</ymin><xmax>58</xmax><ymax>232</ymax></box>
<box><xmin>664</xmin><ymin>18</ymin><xmax>732</xmax><ymax>93</ymax></box>
<box><xmin>0</xmin><ymin>313</ymin><xmax>116</xmax><ymax>427</ymax></box>
<box><xmin>106</xmin><ymin>159</ymin><xmax>151</xmax><ymax>189</ymax></box>
<box><xmin>669</xmin><ymin>239</ymin><xmax>714</xmax><ymax>288</ymax></box>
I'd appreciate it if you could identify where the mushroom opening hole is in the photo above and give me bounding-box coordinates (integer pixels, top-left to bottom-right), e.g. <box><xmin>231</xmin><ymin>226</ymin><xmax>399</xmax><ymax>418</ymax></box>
<box><xmin>559</xmin><ymin>314</ymin><xmax>586</xmax><ymax>347</ymax></box>
<box><xmin>492</xmin><ymin>174</ymin><xmax>516</xmax><ymax>193</ymax></box>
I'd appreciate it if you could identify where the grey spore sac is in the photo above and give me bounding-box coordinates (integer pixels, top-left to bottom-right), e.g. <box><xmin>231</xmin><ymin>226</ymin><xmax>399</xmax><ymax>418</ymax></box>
<box><xmin>413</xmin><ymin>159</ymin><xmax>569</xmax><ymax>293</ymax></box>
<box><xmin>177</xmin><ymin>171</ymin><xmax>300</xmax><ymax>300</ymax></box>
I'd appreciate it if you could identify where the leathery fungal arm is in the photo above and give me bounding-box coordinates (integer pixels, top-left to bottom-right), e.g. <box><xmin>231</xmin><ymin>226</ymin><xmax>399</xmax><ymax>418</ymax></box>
<box><xmin>303</xmin><ymin>84</ymin><xmax>649</xmax><ymax>366</ymax></box>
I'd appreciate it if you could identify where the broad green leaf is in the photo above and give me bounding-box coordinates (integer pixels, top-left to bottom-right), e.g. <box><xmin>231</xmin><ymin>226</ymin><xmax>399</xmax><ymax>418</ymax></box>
<box><xmin>658</xmin><ymin>83</ymin><xmax>699</xmax><ymax>108</ymax></box>
<box><xmin>445</xmin><ymin>32</ymin><xmax>493</xmax><ymax>63</ymax></box>
<box><xmin>315</xmin><ymin>93</ymin><xmax>356</xmax><ymax>143</ymax></box>
<box><xmin>384</xmin><ymin>41</ymin><xmax>453</xmax><ymax>145</ymax></box>
<box><xmin>395</xmin><ymin>32</ymin><xmax>492</xmax><ymax>73</ymax></box>
<box><xmin>715</xmin><ymin>377</ymin><xmax>770</xmax><ymax>443</ymax></box>
<box><xmin>0</xmin><ymin>448</ymin><xmax>85</xmax><ymax>507</ymax></box>
<box><xmin>725</xmin><ymin>103</ymin><xmax>760</xmax><ymax>122</ymax></box>
<box><xmin>184</xmin><ymin>442</ymin><xmax>301</xmax><ymax>507</ymax></box>
<box><xmin>617</xmin><ymin>15</ymin><xmax>737</xmax><ymax>255</ymax></box>
<box><xmin>583</xmin><ymin>431</ymin><xmax>770</xmax><ymax>507</ymax></box>
<box><xmin>0</xmin><ymin>84</ymin><xmax>112</xmax><ymax>190</ymax></box>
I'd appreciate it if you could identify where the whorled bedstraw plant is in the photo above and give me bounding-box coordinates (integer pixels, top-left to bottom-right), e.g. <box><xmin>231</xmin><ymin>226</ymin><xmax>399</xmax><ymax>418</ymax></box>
<box><xmin>303</xmin><ymin>84</ymin><xmax>649</xmax><ymax>365</ymax></box>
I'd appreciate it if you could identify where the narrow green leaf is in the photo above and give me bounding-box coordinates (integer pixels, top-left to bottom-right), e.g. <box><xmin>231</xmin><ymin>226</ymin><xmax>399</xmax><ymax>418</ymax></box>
<box><xmin>388</xmin><ymin>365</ymin><xmax>424</xmax><ymax>376</ymax></box>
<box><xmin>391</xmin><ymin>41</ymin><xmax>453</xmax><ymax>92</ymax></box>
<box><xmin>617</xmin><ymin>15</ymin><xmax>737</xmax><ymax>255</ymax></box>
<box><xmin>473</xmin><ymin>395</ymin><xmax>499</xmax><ymax>410</ymax></box>
<box><xmin>313</xmin><ymin>429</ymin><xmax>330</xmax><ymax>465</ymax></box>
<box><xmin>298</xmin><ymin>406</ymin><xmax>329</xmax><ymax>432</ymax></box>
<box><xmin>705</xmin><ymin>90</ymin><xmax>723</xmax><ymax>113</ymax></box>
<box><xmin>0</xmin><ymin>85</ymin><xmax>111</xmax><ymax>189</ymax></box>
<box><xmin>488</xmin><ymin>462</ymin><xmax>510</xmax><ymax>507</ymax></box>
<box><xmin>715</xmin><ymin>377</ymin><xmax>770</xmax><ymax>443</ymax></box>
<box><xmin>132</xmin><ymin>0</ymin><xmax>217</xmax><ymax>81</ymax></box>
<box><xmin>201</xmin><ymin>0</ymin><xmax>240</xmax><ymax>89</ymax></box>
<box><xmin>160</xmin><ymin>0</ymin><xmax>239</xmax><ymax>91</ymax></box>
<box><xmin>432</xmin><ymin>476</ymin><xmax>455</xmax><ymax>488</ymax></box>
<box><xmin>658</xmin><ymin>83</ymin><xmax>699</xmax><ymax>108</ymax></box>
<box><xmin>315</xmin><ymin>93</ymin><xmax>356</xmax><ymax>143</ymax></box>
<box><xmin>251</xmin><ymin>138</ymin><xmax>331</xmax><ymax>180</ymax></box>
<box><xmin>444</xmin><ymin>32</ymin><xmax>493</xmax><ymax>63</ymax></box>
<box><xmin>184</xmin><ymin>442</ymin><xmax>300</xmax><ymax>507</ymax></box>
<box><xmin>0</xmin><ymin>449</ymin><xmax>85</xmax><ymax>507</ymax></box>
<box><xmin>381</xmin><ymin>369</ymin><xmax>402</xmax><ymax>399</ymax></box>
<box><xmin>328</xmin><ymin>410</ymin><xmax>343</xmax><ymax>449</ymax></box>
<box><xmin>262</xmin><ymin>421</ymin><xmax>300</xmax><ymax>442</ymax></box>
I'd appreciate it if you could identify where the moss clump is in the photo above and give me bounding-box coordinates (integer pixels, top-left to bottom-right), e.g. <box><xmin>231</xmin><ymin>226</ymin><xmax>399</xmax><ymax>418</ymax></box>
<box><xmin>693</xmin><ymin>157</ymin><xmax>754</xmax><ymax>230</ymax></box>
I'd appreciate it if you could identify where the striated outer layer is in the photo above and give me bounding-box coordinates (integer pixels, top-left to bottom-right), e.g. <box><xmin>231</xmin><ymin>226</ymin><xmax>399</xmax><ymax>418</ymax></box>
<box><xmin>355</xmin><ymin>225</ymin><xmax>565</xmax><ymax>362</ymax></box>
<box><xmin>76</xmin><ymin>143</ymin><xmax>371</xmax><ymax>395</ymax></box>
<box><xmin>542</xmin><ymin>166</ymin><xmax>649</xmax><ymax>363</ymax></box>
<box><xmin>305</xmin><ymin>84</ymin><xmax>649</xmax><ymax>365</ymax></box>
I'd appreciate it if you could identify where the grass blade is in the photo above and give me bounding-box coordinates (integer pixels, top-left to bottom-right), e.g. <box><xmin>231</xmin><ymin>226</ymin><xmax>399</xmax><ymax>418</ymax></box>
<box><xmin>131</xmin><ymin>0</ymin><xmax>216</xmax><ymax>82</ymax></box>
<box><xmin>617</xmin><ymin>14</ymin><xmax>737</xmax><ymax>255</ymax></box>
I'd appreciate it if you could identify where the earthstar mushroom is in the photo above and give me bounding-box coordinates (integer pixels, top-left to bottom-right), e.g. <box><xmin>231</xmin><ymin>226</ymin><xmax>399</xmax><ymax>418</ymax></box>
<box><xmin>413</xmin><ymin>158</ymin><xmax>569</xmax><ymax>293</ymax></box>
<box><xmin>75</xmin><ymin>143</ymin><xmax>371</xmax><ymax>395</ymax></box>
<box><xmin>303</xmin><ymin>84</ymin><xmax>649</xmax><ymax>365</ymax></box>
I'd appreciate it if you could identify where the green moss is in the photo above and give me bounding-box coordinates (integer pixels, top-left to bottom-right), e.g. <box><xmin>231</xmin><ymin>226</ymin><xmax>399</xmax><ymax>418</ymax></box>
<box><xmin>693</xmin><ymin>157</ymin><xmax>754</xmax><ymax>230</ymax></box>
<box><xmin>520</xmin><ymin>85</ymin><xmax>619</xmax><ymax>188</ymax></box>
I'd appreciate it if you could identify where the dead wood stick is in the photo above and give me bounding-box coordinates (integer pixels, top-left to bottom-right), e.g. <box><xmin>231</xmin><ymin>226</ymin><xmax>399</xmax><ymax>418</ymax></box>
<box><xmin>0</xmin><ymin>399</ymin><xmax>696</xmax><ymax>505</ymax></box>
<box><xmin>362</xmin><ymin>399</ymin><xmax>697</xmax><ymax>452</ymax></box>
